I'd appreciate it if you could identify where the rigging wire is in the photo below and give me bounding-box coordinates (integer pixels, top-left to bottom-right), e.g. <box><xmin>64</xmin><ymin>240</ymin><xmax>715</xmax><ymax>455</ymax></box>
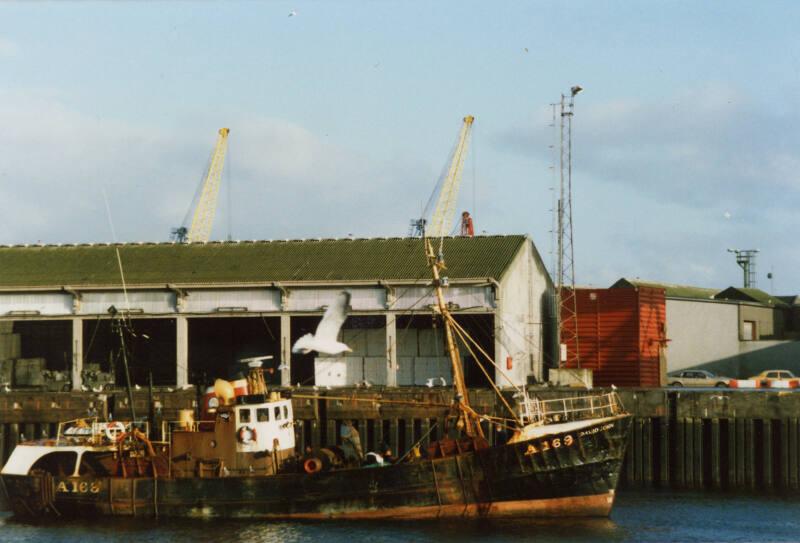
<box><xmin>448</xmin><ymin>315</ymin><xmax>521</xmax><ymax>425</ymax></box>
<box><xmin>446</xmin><ymin>314</ymin><xmax>523</xmax><ymax>395</ymax></box>
<box><xmin>225</xmin><ymin>142</ymin><xmax>233</xmax><ymax>241</ymax></box>
<box><xmin>101</xmin><ymin>188</ymin><xmax>130</xmax><ymax>313</ymax></box>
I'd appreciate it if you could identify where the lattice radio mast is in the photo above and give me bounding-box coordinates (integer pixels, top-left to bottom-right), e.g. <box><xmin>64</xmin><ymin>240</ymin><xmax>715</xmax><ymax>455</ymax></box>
<box><xmin>556</xmin><ymin>86</ymin><xmax>583</xmax><ymax>368</ymax></box>
<box><xmin>727</xmin><ymin>248</ymin><xmax>759</xmax><ymax>288</ymax></box>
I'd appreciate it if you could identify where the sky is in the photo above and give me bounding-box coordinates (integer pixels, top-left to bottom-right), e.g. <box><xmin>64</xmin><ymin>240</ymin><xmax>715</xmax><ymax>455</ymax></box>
<box><xmin>1</xmin><ymin>1</ymin><xmax>798</xmax><ymax>293</ymax></box>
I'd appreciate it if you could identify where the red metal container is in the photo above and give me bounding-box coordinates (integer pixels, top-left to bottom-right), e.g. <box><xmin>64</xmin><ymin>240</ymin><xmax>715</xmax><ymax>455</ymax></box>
<box><xmin>561</xmin><ymin>286</ymin><xmax>666</xmax><ymax>388</ymax></box>
<box><xmin>232</xmin><ymin>379</ymin><xmax>249</xmax><ymax>397</ymax></box>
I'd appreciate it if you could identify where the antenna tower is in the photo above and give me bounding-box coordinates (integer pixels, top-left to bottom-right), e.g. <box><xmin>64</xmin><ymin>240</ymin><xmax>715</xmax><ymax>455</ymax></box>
<box><xmin>728</xmin><ymin>249</ymin><xmax>759</xmax><ymax>288</ymax></box>
<box><xmin>556</xmin><ymin>86</ymin><xmax>583</xmax><ymax>369</ymax></box>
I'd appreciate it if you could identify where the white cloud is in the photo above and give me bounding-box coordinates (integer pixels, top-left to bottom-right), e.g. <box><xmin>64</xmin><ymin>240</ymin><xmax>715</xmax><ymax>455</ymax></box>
<box><xmin>493</xmin><ymin>86</ymin><xmax>800</xmax><ymax>290</ymax></box>
<box><xmin>0</xmin><ymin>92</ymin><xmax>431</xmax><ymax>245</ymax></box>
<box><xmin>496</xmin><ymin>84</ymin><xmax>800</xmax><ymax>210</ymax></box>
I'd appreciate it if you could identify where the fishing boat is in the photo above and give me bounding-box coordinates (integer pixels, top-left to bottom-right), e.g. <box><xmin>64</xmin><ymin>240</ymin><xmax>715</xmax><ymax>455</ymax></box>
<box><xmin>1</xmin><ymin>240</ymin><xmax>630</xmax><ymax>520</ymax></box>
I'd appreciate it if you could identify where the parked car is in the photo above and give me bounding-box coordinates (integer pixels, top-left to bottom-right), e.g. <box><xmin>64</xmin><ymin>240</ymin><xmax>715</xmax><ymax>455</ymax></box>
<box><xmin>667</xmin><ymin>370</ymin><xmax>730</xmax><ymax>388</ymax></box>
<box><xmin>749</xmin><ymin>369</ymin><xmax>797</xmax><ymax>386</ymax></box>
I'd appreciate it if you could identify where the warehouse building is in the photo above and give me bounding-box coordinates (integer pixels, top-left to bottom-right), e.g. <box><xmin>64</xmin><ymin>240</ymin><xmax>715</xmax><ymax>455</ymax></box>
<box><xmin>612</xmin><ymin>279</ymin><xmax>800</xmax><ymax>377</ymax></box>
<box><xmin>0</xmin><ymin>235</ymin><xmax>555</xmax><ymax>391</ymax></box>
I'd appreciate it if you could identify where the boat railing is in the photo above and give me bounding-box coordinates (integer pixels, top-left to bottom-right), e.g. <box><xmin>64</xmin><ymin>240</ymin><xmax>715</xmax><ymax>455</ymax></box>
<box><xmin>55</xmin><ymin>418</ymin><xmax>150</xmax><ymax>446</ymax></box>
<box><xmin>518</xmin><ymin>391</ymin><xmax>625</xmax><ymax>425</ymax></box>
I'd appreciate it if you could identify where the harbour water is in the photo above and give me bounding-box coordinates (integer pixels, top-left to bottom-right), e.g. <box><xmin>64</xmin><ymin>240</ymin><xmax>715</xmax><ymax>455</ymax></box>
<box><xmin>2</xmin><ymin>490</ymin><xmax>799</xmax><ymax>542</ymax></box>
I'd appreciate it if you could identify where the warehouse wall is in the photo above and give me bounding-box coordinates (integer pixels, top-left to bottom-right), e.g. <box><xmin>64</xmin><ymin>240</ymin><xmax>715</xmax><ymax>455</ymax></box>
<box><xmin>666</xmin><ymin>299</ymin><xmax>739</xmax><ymax>372</ymax></box>
<box><xmin>495</xmin><ymin>239</ymin><xmax>552</xmax><ymax>387</ymax></box>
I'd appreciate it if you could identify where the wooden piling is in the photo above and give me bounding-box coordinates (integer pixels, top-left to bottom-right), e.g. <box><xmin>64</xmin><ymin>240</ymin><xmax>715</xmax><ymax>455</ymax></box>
<box><xmin>389</xmin><ymin>418</ymin><xmax>399</xmax><ymax>455</ymax></box>
<box><xmin>404</xmin><ymin>419</ymin><xmax>414</xmax><ymax>453</ymax></box>
<box><xmin>675</xmin><ymin>418</ymin><xmax>685</xmax><ymax>487</ymax></box>
<box><xmin>634</xmin><ymin>418</ymin><xmax>643</xmax><ymax>485</ymax></box>
<box><xmin>762</xmin><ymin>419</ymin><xmax>773</xmax><ymax>489</ymax></box>
<box><xmin>375</xmin><ymin>418</ymin><xmax>384</xmax><ymax>449</ymax></box>
<box><xmin>327</xmin><ymin>419</ymin><xmax>337</xmax><ymax>448</ymax></box>
<box><xmin>684</xmin><ymin>418</ymin><xmax>694</xmax><ymax>488</ymax></box>
<box><xmin>297</xmin><ymin>420</ymin><xmax>306</xmax><ymax>453</ymax></box>
<box><xmin>711</xmin><ymin>418</ymin><xmax>721</xmax><ymax>489</ymax></box>
<box><xmin>693</xmin><ymin>418</ymin><xmax>703</xmax><ymax>488</ymax></box>
<box><xmin>790</xmin><ymin>417</ymin><xmax>798</xmax><ymax>490</ymax></box>
<box><xmin>745</xmin><ymin>419</ymin><xmax>756</xmax><ymax>489</ymax></box>
<box><xmin>24</xmin><ymin>423</ymin><xmax>35</xmax><ymax>442</ymax></box>
<box><xmin>625</xmin><ymin>425</ymin><xmax>636</xmax><ymax>485</ymax></box>
<box><xmin>420</xmin><ymin>418</ymin><xmax>431</xmax><ymax>448</ymax></box>
<box><xmin>9</xmin><ymin>423</ymin><xmax>19</xmax><ymax>451</ymax></box>
<box><xmin>311</xmin><ymin>419</ymin><xmax>320</xmax><ymax>450</ymax></box>
<box><xmin>659</xmin><ymin>417</ymin><xmax>670</xmax><ymax>486</ymax></box>
<box><xmin>781</xmin><ymin>418</ymin><xmax>790</xmax><ymax>489</ymax></box>
<box><xmin>0</xmin><ymin>423</ymin><xmax>6</xmax><ymax>466</ymax></box>
<box><xmin>727</xmin><ymin>418</ymin><xmax>736</xmax><ymax>488</ymax></box>
<box><xmin>736</xmin><ymin>418</ymin><xmax>745</xmax><ymax>487</ymax></box>
<box><xmin>360</xmin><ymin>419</ymin><xmax>370</xmax><ymax>451</ymax></box>
<box><xmin>643</xmin><ymin>418</ymin><xmax>653</xmax><ymax>486</ymax></box>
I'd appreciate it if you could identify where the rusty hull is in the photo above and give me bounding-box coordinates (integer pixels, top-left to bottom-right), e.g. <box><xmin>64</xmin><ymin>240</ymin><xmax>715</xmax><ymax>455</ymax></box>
<box><xmin>2</xmin><ymin>415</ymin><xmax>630</xmax><ymax>520</ymax></box>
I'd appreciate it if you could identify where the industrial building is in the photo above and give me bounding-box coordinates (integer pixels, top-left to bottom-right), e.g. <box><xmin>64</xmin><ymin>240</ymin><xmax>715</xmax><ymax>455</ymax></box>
<box><xmin>562</xmin><ymin>286</ymin><xmax>667</xmax><ymax>388</ymax></box>
<box><xmin>0</xmin><ymin>235</ymin><xmax>555</xmax><ymax>391</ymax></box>
<box><xmin>612</xmin><ymin>279</ymin><xmax>800</xmax><ymax>378</ymax></box>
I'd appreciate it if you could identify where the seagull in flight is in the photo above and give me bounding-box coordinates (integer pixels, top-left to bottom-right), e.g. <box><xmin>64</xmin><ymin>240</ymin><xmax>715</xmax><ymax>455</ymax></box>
<box><xmin>292</xmin><ymin>291</ymin><xmax>353</xmax><ymax>355</ymax></box>
<box><xmin>288</xmin><ymin>9</ymin><xmax>297</xmax><ymax>17</ymax></box>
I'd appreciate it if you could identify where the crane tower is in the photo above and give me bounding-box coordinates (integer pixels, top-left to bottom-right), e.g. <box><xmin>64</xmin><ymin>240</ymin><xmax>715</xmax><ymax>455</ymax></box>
<box><xmin>172</xmin><ymin>128</ymin><xmax>231</xmax><ymax>243</ymax></box>
<box><xmin>411</xmin><ymin>116</ymin><xmax>475</xmax><ymax>237</ymax></box>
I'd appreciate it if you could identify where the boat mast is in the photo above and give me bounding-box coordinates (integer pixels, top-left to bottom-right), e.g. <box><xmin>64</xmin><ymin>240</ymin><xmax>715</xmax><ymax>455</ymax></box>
<box><xmin>426</xmin><ymin>239</ymin><xmax>484</xmax><ymax>439</ymax></box>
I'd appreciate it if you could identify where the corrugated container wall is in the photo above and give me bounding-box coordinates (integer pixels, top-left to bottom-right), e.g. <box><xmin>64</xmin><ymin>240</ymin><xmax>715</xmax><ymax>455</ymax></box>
<box><xmin>562</xmin><ymin>287</ymin><xmax>666</xmax><ymax>387</ymax></box>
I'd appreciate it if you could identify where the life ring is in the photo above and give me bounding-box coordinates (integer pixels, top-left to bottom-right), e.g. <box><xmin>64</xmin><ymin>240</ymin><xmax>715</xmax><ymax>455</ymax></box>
<box><xmin>237</xmin><ymin>426</ymin><xmax>257</xmax><ymax>444</ymax></box>
<box><xmin>303</xmin><ymin>457</ymin><xmax>323</xmax><ymax>474</ymax></box>
<box><xmin>105</xmin><ymin>421</ymin><xmax>126</xmax><ymax>442</ymax></box>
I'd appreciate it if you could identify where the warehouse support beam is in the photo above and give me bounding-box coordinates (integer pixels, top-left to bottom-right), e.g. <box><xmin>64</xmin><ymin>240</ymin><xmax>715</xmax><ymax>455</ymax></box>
<box><xmin>71</xmin><ymin>318</ymin><xmax>83</xmax><ymax>391</ymax></box>
<box><xmin>176</xmin><ymin>316</ymin><xmax>188</xmax><ymax>387</ymax></box>
<box><xmin>385</xmin><ymin>314</ymin><xmax>398</xmax><ymax>387</ymax></box>
<box><xmin>280</xmin><ymin>314</ymin><xmax>291</xmax><ymax>386</ymax></box>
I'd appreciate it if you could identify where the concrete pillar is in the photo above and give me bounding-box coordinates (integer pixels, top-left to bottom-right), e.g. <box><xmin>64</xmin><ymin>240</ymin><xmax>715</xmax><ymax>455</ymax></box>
<box><xmin>176</xmin><ymin>315</ymin><xmax>188</xmax><ymax>387</ymax></box>
<box><xmin>280</xmin><ymin>314</ymin><xmax>291</xmax><ymax>387</ymax></box>
<box><xmin>385</xmin><ymin>314</ymin><xmax>397</xmax><ymax>387</ymax></box>
<box><xmin>71</xmin><ymin>318</ymin><xmax>83</xmax><ymax>391</ymax></box>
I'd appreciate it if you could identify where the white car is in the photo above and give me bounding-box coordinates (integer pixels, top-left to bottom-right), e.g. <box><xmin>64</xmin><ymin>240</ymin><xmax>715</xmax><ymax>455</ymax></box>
<box><xmin>668</xmin><ymin>370</ymin><xmax>730</xmax><ymax>388</ymax></box>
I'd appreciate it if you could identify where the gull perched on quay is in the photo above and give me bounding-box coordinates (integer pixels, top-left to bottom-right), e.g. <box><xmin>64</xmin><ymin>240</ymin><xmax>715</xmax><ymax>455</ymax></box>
<box><xmin>292</xmin><ymin>291</ymin><xmax>353</xmax><ymax>355</ymax></box>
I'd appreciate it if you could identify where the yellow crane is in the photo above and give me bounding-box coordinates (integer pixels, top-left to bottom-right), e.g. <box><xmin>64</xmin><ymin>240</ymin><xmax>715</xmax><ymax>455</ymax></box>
<box><xmin>419</xmin><ymin>115</ymin><xmax>475</xmax><ymax>238</ymax></box>
<box><xmin>172</xmin><ymin>128</ymin><xmax>231</xmax><ymax>243</ymax></box>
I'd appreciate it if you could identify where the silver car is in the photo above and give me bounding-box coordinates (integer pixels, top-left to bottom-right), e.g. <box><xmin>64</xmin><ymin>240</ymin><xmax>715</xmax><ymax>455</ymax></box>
<box><xmin>668</xmin><ymin>369</ymin><xmax>730</xmax><ymax>388</ymax></box>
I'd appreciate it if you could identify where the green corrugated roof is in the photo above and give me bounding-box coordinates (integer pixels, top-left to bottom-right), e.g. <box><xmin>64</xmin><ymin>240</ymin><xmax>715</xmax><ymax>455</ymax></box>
<box><xmin>0</xmin><ymin>236</ymin><xmax>528</xmax><ymax>289</ymax></box>
<box><xmin>611</xmin><ymin>278</ymin><xmax>719</xmax><ymax>300</ymax></box>
<box><xmin>777</xmin><ymin>295</ymin><xmax>800</xmax><ymax>306</ymax></box>
<box><xmin>715</xmin><ymin>287</ymin><xmax>789</xmax><ymax>308</ymax></box>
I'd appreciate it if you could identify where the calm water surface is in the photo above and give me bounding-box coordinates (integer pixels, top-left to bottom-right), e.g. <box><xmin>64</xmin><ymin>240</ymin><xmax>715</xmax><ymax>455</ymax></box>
<box><xmin>2</xmin><ymin>490</ymin><xmax>799</xmax><ymax>542</ymax></box>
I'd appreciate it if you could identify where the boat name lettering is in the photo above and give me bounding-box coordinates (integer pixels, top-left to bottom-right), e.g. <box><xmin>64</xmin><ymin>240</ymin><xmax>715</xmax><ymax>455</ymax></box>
<box><xmin>56</xmin><ymin>480</ymin><xmax>101</xmax><ymax>494</ymax></box>
<box><xmin>578</xmin><ymin>423</ymin><xmax>614</xmax><ymax>437</ymax></box>
<box><xmin>524</xmin><ymin>434</ymin><xmax>574</xmax><ymax>456</ymax></box>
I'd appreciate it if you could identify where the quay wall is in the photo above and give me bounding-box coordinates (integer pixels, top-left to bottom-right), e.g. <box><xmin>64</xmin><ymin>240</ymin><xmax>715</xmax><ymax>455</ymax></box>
<box><xmin>2</xmin><ymin>388</ymin><xmax>800</xmax><ymax>494</ymax></box>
